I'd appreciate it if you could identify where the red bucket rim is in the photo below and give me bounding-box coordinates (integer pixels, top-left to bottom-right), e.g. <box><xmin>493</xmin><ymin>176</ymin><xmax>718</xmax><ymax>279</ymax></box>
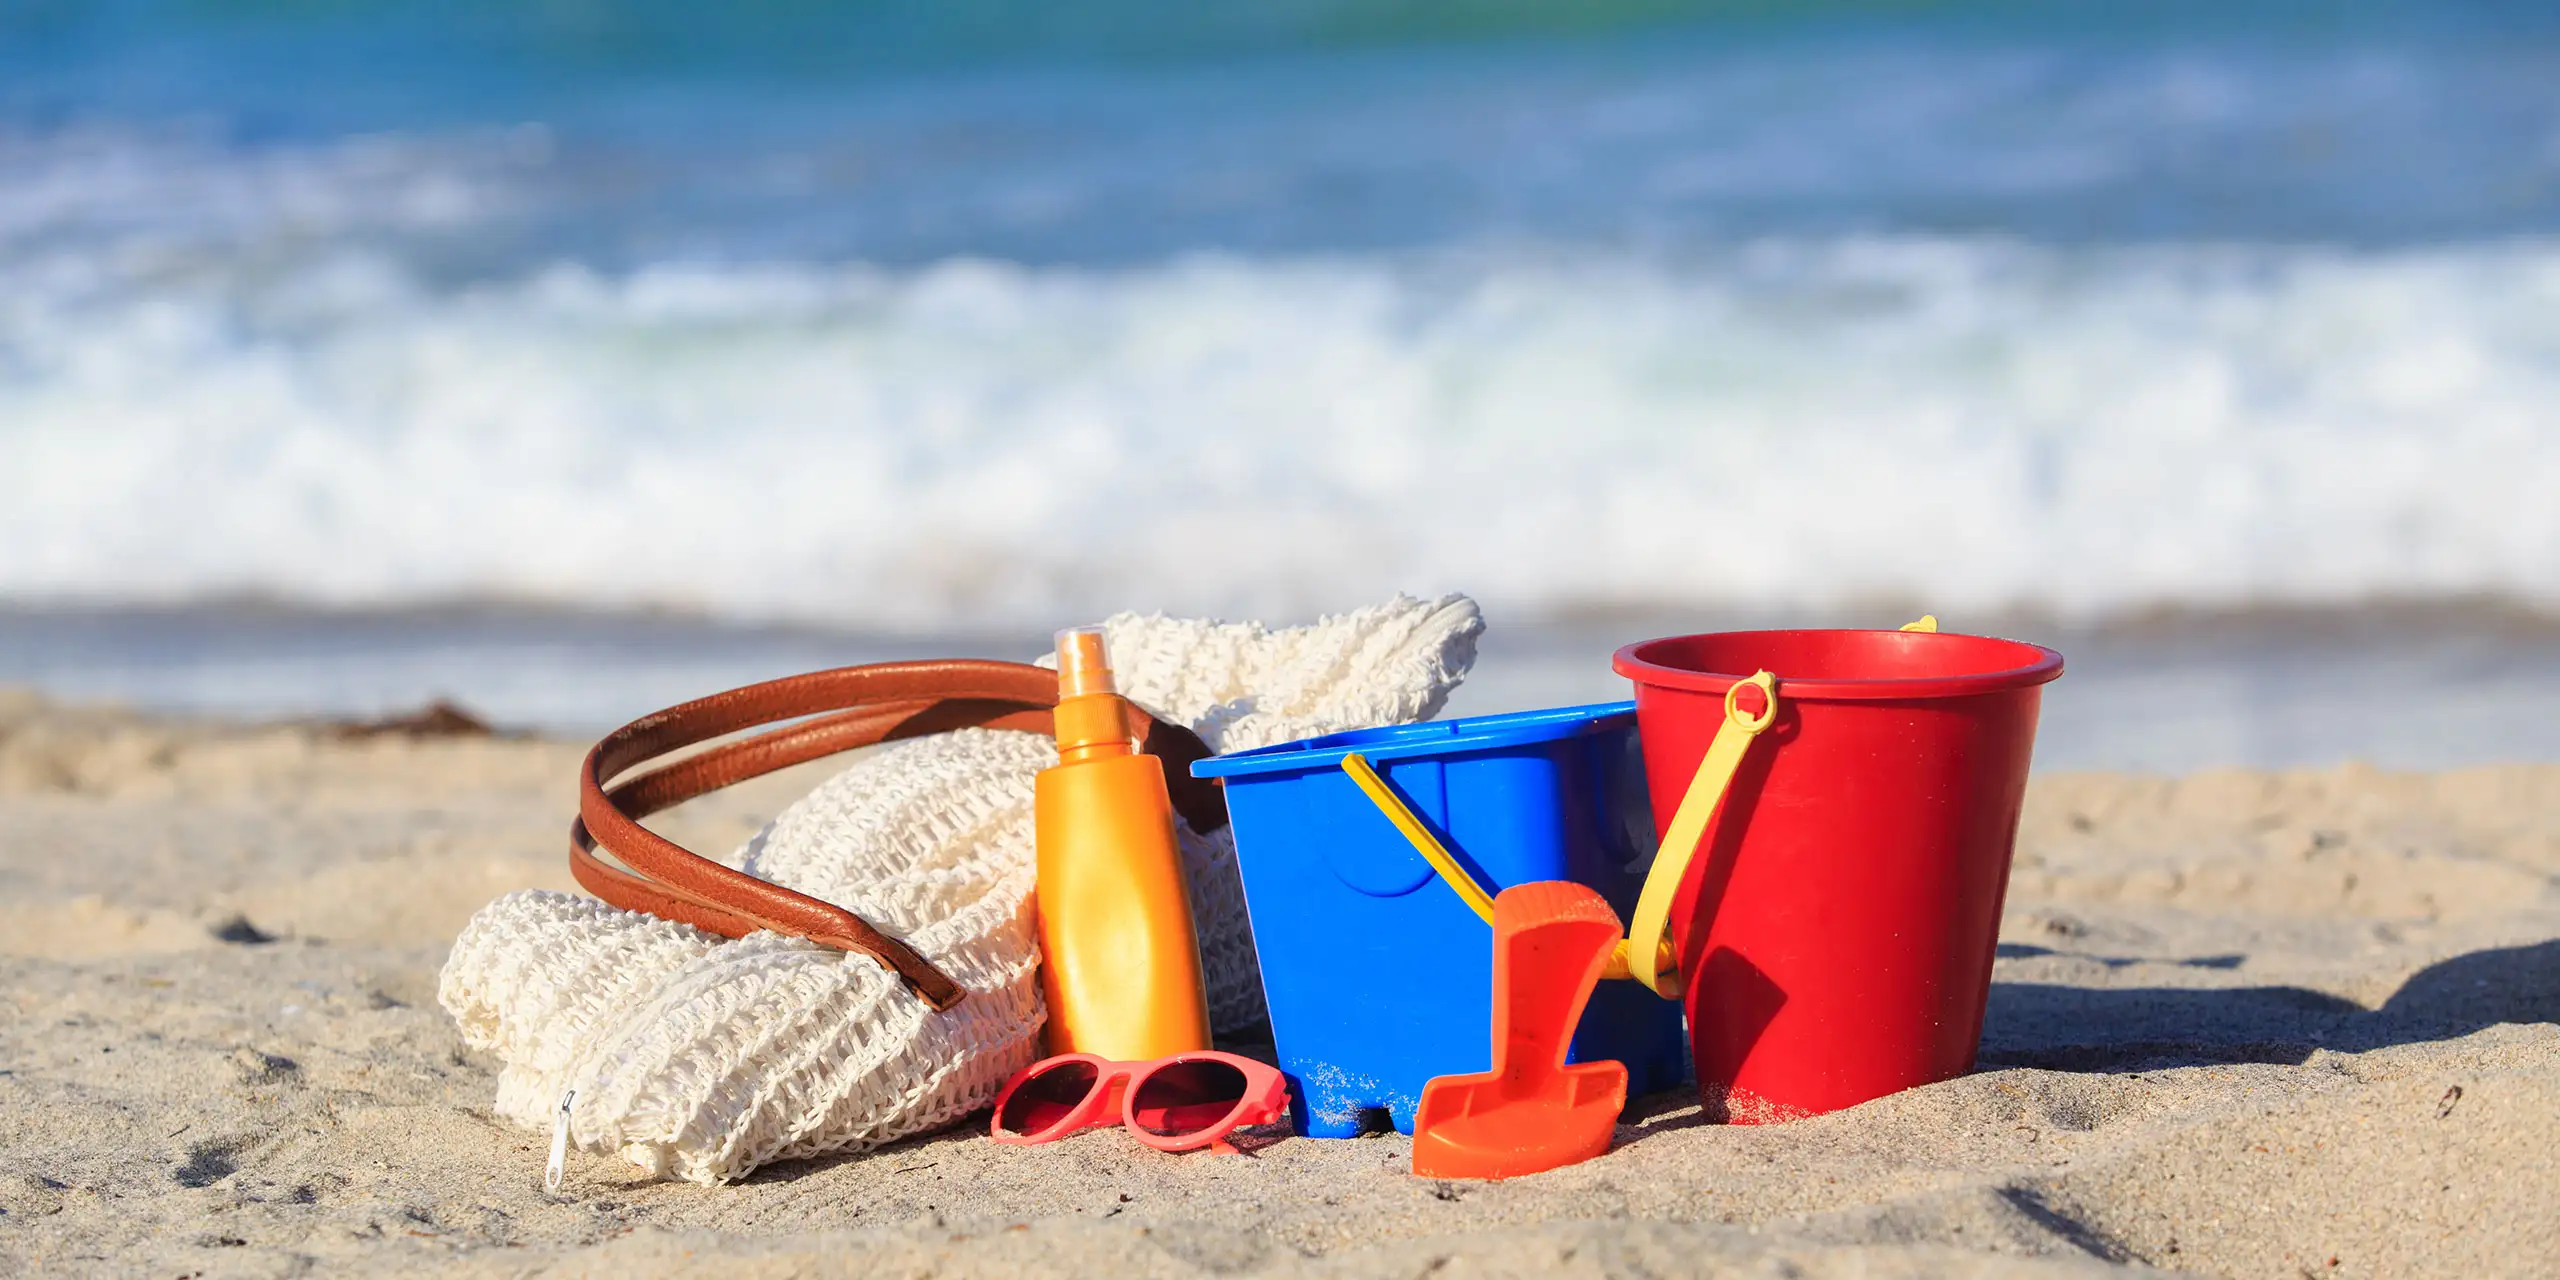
<box><xmin>1613</xmin><ymin>629</ymin><xmax>2065</xmax><ymax>702</ymax></box>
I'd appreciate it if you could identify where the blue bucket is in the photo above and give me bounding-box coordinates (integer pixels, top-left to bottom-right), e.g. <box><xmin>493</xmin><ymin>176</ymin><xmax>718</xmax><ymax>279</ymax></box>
<box><xmin>1192</xmin><ymin>702</ymin><xmax>1688</xmax><ymax>1137</ymax></box>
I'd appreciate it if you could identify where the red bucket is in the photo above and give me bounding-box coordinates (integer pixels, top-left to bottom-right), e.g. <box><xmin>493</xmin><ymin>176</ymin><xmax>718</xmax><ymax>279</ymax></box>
<box><xmin>1614</xmin><ymin>628</ymin><xmax>2063</xmax><ymax>1123</ymax></box>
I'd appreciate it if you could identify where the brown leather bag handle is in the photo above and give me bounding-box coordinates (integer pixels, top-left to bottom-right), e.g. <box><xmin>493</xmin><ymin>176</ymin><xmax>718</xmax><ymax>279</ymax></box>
<box><xmin>571</xmin><ymin>658</ymin><xmax>1226</xmax><ymax>1011</ymax></box>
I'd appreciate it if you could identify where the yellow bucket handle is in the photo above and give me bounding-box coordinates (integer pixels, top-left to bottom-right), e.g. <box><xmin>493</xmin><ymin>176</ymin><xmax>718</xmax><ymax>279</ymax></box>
<box><xmin>1611</xmin><ymin>669</ymin><xmax>1777</xmax><ymax>998</ymax></box>
<box><xmin>1338</xmin><ymin>618</ymin><xmax>1929</xmax><ymax>999</ymax></box>
<box><xmin>1338</xmin><ymin>751</ymin><xmax>1496</xmax><ymax>925</ymax></box>
<box><xmin>1337</xmin><ymin>668</ymin><xmax>1782</xmax><ymax>1002</ymax></box>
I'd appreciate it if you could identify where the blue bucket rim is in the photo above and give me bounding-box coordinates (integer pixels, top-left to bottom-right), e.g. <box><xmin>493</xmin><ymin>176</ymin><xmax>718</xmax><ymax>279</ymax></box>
<box><xmin>1190</xmin><ymin>700</ymin><xmax>1636</xmax><ymax>779</ymax></box>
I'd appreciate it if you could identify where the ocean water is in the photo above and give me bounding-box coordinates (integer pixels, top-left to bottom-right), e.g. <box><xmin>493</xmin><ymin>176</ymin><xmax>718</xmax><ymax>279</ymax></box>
<box><xmin>3</xmin><ymin>1</ymin><xmax>2558</xmax><ymax>765</ymax></box>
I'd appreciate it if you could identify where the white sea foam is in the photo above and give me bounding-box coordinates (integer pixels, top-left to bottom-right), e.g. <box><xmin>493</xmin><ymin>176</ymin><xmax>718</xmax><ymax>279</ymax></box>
<box><xmin>3</xmin><ymin>236</ymin><xmax>2557</xmax><ymax>629</ymax></box>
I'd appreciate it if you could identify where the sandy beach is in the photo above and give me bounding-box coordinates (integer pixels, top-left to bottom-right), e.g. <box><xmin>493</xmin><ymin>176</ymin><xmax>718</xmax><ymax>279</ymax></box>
<box><xmin>2</xmin><ymin>689</ymin><xmax>2554</xmax><ymax>1277</ymax></box>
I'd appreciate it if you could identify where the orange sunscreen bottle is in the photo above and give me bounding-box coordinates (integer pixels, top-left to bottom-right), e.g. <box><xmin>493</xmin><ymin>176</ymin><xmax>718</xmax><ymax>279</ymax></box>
<box><xmin>1034</xmin><ymin>627</ymin><xmax>1213</xmax><ymax>1059</ymax></box>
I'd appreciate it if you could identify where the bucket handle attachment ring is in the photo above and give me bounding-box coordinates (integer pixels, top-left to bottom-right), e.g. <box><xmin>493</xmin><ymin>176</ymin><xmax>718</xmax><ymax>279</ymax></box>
<box><xmin>1337</xmin><ymin>670</ymin><xmax>1784</xmax><ymax>1002</ymax></box>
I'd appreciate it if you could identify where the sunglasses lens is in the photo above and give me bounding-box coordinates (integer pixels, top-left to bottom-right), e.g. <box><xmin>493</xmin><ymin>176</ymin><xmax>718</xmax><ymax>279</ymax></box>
<box><xmin>1129</xmin><ymin>1058</ymin><xmax>1252</xmax><ymax>1137</ymax></box>
<box><xmin>997</xmin><ymin>1059</ymin><xmax>1100</xmax><ymax>1137</ymax></box>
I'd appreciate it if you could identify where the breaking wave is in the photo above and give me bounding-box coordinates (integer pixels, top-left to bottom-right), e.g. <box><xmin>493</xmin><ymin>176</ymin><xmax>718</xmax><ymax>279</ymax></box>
<box><xmin>4</xmin><ymin>235</ymin><xmax>2556</xmax><ymax>629</ymax></box>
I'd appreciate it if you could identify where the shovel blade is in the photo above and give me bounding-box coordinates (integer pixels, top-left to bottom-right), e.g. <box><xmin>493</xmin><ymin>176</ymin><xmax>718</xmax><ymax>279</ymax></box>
<box><xmin>1411</xmin><ymin>1059</ymin><xmax>1627</xmax><ymax>1180</ymax></box>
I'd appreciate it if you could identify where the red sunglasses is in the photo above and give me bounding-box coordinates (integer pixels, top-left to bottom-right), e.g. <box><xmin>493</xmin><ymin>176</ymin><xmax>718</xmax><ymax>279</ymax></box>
<box><xmin>989</xmin><ymin>1051</ymin><xmax>1291</xmax><ymax>1153</ymax></box>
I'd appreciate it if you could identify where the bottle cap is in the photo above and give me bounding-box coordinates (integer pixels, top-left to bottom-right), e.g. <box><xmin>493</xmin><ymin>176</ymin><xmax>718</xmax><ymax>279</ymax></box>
<box><xmin>1054</xmin><ymin>627</ymin><xmax>1117</xmax><ymax>699</ymax></box>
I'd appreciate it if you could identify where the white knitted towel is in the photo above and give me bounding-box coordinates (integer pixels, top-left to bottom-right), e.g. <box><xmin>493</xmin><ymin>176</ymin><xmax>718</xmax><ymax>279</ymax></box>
<box><xmin>438</xmin><ymin>594</ymin><xmax>1484</xmax><ymax>1184</ymax></box>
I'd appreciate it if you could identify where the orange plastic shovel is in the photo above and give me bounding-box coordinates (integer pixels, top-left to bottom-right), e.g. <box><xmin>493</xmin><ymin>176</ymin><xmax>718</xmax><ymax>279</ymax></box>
<box><xmin>1410</xmin><ymin>880</ymin><xmax>1629</xmax><ymax>1180</ymax></box>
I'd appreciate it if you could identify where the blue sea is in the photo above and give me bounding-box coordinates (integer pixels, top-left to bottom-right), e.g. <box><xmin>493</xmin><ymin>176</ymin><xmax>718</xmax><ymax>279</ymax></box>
<box><xmin>3</xmin><ymin>1</ymin><xmax>2558</xmax><ymax>767</ymax></box>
